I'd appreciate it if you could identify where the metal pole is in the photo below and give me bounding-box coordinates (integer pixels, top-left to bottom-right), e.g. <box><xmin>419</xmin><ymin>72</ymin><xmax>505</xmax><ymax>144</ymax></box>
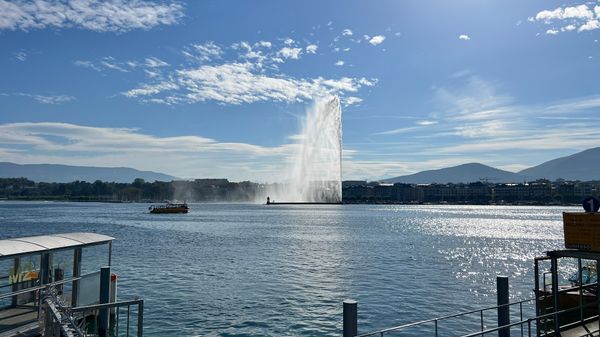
<box><xmin>137</xmin><ymin>300</ymin><xmax>144</xmax><ymax>337</ymax></box>
<box><xmin>98</xmin><ymin>266</ymin><xmax>111</xmax><ymax>337</ymax></box>
<box><xmin>108</xmin><ymin>242</ymin><xmax>113</xmax><ymax>266</ymax></box>
<box><xmin>72</xmin><ymin>247</ymin><xmax>82</xmax><ymax>307</ymax></box>
<box><xmin>41</xmin><ymin>253</ymin><xmax>51</xmax><ymax>285</ymax></box>
<box><xmin>497</xmin><ymin>276</ymin><xmax>510</xmax><ymax>337</ymax></box>
<box><xmin>533</xmin><ymin>259</ymin><xmax>539</xmax><ymax>317</ymax></box>
<box><xmin>343</xmin><ymin>299</ymin><xmax>358</xmax><ymax>337</ymax></box>
<box><xmin>550</xmin><ymin>257</ymin><xmax>560</xmax><ymax>336</ymax></box>
<box><xmin>481</xmin><ymin>310</ymin><xmax>484</xmax><ymax>331</ymax></box>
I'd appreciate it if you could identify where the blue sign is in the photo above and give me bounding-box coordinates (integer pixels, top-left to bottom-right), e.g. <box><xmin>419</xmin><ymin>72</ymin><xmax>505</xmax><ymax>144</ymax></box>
<box><xmin>583</xmin><ymin>196</ymin><xmax>600</xmax><ymax>212</ymax></box>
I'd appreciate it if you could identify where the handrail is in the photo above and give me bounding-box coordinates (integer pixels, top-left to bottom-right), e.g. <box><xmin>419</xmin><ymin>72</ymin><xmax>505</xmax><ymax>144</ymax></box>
<box><xmin>71</xmin><ymin>297</ymin><xmax>144</xmax><ymax>337</ymax></box>
<box><xmin>358</xmin><ymin>298</ymin><xmax>598</xmax><ymax>337</ymax></box>
<box><xmin>41</xmin><ymin>285</ymin><xmax>144</xmax><ymax>337</ymax></box>
<box><xmin>459</xmin><ymin>301</ymin><xmax>600</xmax><ymax>337</ymax></box>
<box><xmin>45</xmin><ymin>286</ymin><xmax>85</xmax><ymax>337</ymax></box>
<box><xmin>0</xmin><ymin>276</ymin><xmax>81</xmax><ymax>299</ymax></box>
<box><xmin>71</xmin><ymin>298</ymin><xmax>143</xmax><ymax>312</ymax></box>
<box><xmin>356</xmin><ymin>298</ymin><xmax>535</xmax><ymax>337</ymax></box>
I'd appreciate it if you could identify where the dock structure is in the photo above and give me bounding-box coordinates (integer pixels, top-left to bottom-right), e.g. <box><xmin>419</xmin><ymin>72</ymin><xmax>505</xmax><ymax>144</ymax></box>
<box><xmin>0</xmin><ymin>233</ymin><xmax>143</xmax><ymax>337</ymax></box>
<box><xmin>534</xmin><ymin>249</ymin><xmax>600</xmax><ymax>337</ymax></box>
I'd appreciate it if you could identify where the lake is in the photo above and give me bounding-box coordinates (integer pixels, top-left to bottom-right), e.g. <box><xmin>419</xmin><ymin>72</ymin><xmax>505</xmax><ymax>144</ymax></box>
<box><xmin>0</xmin><ymin>202</ymin><xmax>573</xmax><ymax>336</ymax></box>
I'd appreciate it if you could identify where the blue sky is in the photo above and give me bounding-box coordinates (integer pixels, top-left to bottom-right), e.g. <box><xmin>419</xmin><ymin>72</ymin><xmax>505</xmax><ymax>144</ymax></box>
<box><xmin>1</xmin><ymin>0</ymin><xmax>599</xmax><ymax>182</ymax></box>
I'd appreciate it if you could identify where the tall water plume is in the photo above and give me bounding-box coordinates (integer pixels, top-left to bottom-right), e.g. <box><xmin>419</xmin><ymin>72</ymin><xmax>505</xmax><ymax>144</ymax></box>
<box><xmin>268</xmin><ymin>96</ymin><xmax>342</xmax><ymax>203</ymax></box>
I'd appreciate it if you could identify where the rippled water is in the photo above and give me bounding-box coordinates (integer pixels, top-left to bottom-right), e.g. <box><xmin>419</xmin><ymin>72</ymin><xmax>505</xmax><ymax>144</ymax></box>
<box><xmin>0</xmin><ymin>202</ymin><xmax>575</xmax><ymax>336</ymax></box>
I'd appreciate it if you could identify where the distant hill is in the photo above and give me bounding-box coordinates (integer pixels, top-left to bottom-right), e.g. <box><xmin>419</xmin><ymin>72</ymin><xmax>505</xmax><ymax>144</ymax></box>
<box><xmin>519</xmin><ymin>147</ymin><xmax>600</xmax><ymax>181</ymax></box>
<box><xmin>382</xmin><ymin>163</ymin><xmax>524</xmax><ymax>184</ymax></box>
<box><xmin>0</xmin><ymin>162</ymin><xmax>177</xmax><ymax>183</ymax></box>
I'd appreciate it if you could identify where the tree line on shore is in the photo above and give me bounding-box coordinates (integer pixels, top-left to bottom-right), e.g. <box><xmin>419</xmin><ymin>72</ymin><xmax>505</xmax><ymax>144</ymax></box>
<box><xmin>0</xmin><ymin>177</ymin><xmax>264</xmax><ymax>202</ymax></box>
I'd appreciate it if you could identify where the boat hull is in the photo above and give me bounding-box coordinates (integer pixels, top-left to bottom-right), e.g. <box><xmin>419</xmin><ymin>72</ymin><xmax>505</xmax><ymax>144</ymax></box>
<box><xmin>149</xmin><ymin>203</ymin><xmax>189</xmax><ymax>214</ymax></box>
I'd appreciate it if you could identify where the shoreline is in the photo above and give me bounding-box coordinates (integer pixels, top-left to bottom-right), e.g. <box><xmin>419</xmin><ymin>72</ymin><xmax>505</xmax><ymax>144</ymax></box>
<box><xmin>0</xmin><ymin>197</ymin><xmax>581</xmax><ymax>207</ymax></box>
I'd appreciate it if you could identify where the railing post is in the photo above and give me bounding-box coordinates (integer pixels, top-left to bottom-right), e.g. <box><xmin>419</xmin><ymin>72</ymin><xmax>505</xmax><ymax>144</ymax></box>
<box><xmin>551</xmin><ymin>257</ymin><xmax>560</xmax><ymax>335</ymax></box>
<box><xmin>98</xmin><ymin>266</ymin><xmax>111</xmax><ymax>337</ymax></box>
<box><xmin>343</xmin><ymin>299</ymin><xmax>358</xmax><ymax>337</ymax></box>
<box><xmin>137</xmin><ymin>300</ymin><xmax>144</xmax><ymax>337</ymax></box>
<box><xmin>497</xmin><ymin>276</ymin><xmax>510</xmax><ymax>337</ymax></box>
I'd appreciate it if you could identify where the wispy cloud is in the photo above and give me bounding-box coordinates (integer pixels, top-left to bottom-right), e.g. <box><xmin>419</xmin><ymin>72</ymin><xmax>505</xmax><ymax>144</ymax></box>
<box><xmin>458</xmin><ymin>34</ymin><xmax>471</xmax><ymax>41</ymax></box>
<box><xmin>73</xmin><ymin>31</ymin><xmax>379</xmax><ymax>107</ymax></box>
<box><xmin>343</xmin><ymin>97</ymin><xmax>362</xmax><ymax>106</ymax></box>
<box><xmin>370</xmin><ymin>75</ymin><xmax>600</xmax><ymax>176</ymax></box>
<box><xmin>122</xmin><ymin>82</ymin><xmax>179</xmax><ymax>99</ymax></box>
<box><xmin>0</xmin><ymin>121</ymin><xmax>432</xmax><ymax>181</ymax></box>
<box><xmin>368</xmin><ymin>35</ymin><xmax>386</xmax><ymax>46</ymax></box>
<box><xmin>277</xmin><ymin>47</ymin><xmax>302</xmax><ymax>60</ymax></box>
<box><xmin>145</xmin><ymin>57</ymin><xmax>169</xmax><ymax>68</ymax></box>
<box><xmin>74</xmin><ymin>60</ymin><xmax>102</xmax><ymax>71</ymax></box>
<box><xmin>95</xmin><ymin>37</ymin><xmax>379</xmax><ymax>107</ymax></box>
<box><xmin>531</xmin><ymin>3</ymin><xmax>600</xmax><ymax>34</ymax></box>
<box><xmin>306</xmin><ymin>44</ymin><xmax>318</xmax><ymax>54</ymax></box>
<box><xmin>373</xmin><ymin>126</ymin><xmax>422</xmax><ymax>136</ymax></box>
<box><xmin>1</xmin><ymin>92</ymin><xmax>75</xmax><ymax>104</ymax></box>
<box><xmin>184</xmin><ymin>41</ymin><xmax>223</xmax><ymax>62</ymax></box>
<box><xmin>13</xmin><ymin>50</ymin><xmax>26</xmax><ymax>61</ymax></box>
<box><xmin>123</xmin><ymin>62</ymin><xmax>375</xmax><ymax>106</ymax></box>
<box><xmin>100</xmin><ymin>57</ymin><xmax>130</xmax><ymax>72</ymax></box>
<box><xmin>0</xmin><ymin>122</ymin><xmax>300</xmax><ymax>181</ymax></box>
<box><xmin>0</xmin><ymin>0</ymin><xmax>184</xmax><ymax>32</ymax></box>
<box><xmin>342</xmin><ymin>28</ymin><xmax>353</xmax><ymax>36</ymax></box>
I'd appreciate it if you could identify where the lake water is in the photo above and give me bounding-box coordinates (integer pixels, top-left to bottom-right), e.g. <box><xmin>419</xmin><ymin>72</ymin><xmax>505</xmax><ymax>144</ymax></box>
<box><xmin>0</xmin><ymin>202</ymin><xmax>574</xmax><ymax>336</ymax></box>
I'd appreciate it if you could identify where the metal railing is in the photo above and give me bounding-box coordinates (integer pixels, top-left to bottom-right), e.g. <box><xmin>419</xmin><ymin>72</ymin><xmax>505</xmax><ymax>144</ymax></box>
<box><xmin>460</xmin><ymin>301</ymin><xmax>600</xmax><ymax>337</ymax></box>
<box><xmin>0</xmin><ymin>277</ymin><xmax>143</xmax><ymax>337</ymax></box>
<box><xmin>0</xmin><ymin>276</ymin><xmax>81</xmax><ymax>300</ymax></box>
<box><xmin>71</xmin><ymin>298</ymin><xmax>144</xmax><ymax>337</ymax></box>
<box><xmin>356</xmin><ymin>298</ymin><xmax>535</xmax><ymax>337</ymax></box>
<box><xmin>44</xmin><ymin>285</ymin><xmax>85</xmax><ymax>337</ymax></box>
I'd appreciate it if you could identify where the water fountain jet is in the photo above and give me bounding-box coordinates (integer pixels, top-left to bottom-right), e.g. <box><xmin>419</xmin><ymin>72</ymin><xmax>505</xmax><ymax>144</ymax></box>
<box><xmin>267</xmin><ymin>96</ymin><xmax>342</xmax><ymax>204</ymax></box>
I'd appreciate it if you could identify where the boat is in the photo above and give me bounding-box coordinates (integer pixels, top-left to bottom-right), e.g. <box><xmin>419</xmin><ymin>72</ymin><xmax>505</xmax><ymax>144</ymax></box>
<box><xmin>149</xmin><ymin>202</ymin><xmax>189</xmax><ymax>214</ymax></box>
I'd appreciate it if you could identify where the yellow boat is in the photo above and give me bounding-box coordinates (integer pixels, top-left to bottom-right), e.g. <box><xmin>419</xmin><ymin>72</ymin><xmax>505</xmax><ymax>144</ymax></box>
<box><xmin>149</xmin><ymin>202</ymin><xmax>189</xmax><ymax>214</ymax></box>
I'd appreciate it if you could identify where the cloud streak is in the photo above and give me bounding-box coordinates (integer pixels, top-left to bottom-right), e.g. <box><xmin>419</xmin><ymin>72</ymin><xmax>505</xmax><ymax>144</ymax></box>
<box><xmin>0</xmin><ymin>0</ymin><xmax>184</xmax><ymax>32</ymax></box>
<box><xmin>124</xmin><ymin>62</ymin><xmax>376</xmax><ymax>106</ymax></box>
<box><xmin>0</xmin><ymin>122</ymin><xmax>302</xmax><ymax>181</ymax></box>
<box><xmin>1</xmin><ymin>92</ymin><xmax>75</xmax><ymax>104</ymax></box>
<box><xmin>369</xmin><ymin>75</ymin><xmax>600</xmax><ymax>177</ymax></box>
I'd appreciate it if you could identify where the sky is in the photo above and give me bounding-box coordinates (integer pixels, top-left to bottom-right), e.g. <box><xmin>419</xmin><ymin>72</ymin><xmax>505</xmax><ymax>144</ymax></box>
<box><xmin>1</xmin><ymin>0</ymin><xmax>599</xmax><ymax>182</ymax></box>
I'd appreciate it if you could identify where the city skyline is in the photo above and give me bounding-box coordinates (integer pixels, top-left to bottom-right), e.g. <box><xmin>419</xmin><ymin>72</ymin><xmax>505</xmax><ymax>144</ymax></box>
<box><xmin>1</xmin><ymin>0</ymin><xmax>599</xmax><ymax>182</ymax></box>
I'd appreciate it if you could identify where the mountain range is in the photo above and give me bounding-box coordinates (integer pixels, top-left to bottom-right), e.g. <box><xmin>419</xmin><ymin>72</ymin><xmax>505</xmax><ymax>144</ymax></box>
<box><xmin>0</xmin><ymin>162</ymin><xmax>177</xmax><ymax>183</ymax></box>
<box><xmin>383</xmin><ymin>147</ymin><xmax>600</xmax><ymax>184</ymax></box>
<box><xmin>1</xmin><ymin>147</ymin><xmax>599</xmax><ymax>184</ymax></box>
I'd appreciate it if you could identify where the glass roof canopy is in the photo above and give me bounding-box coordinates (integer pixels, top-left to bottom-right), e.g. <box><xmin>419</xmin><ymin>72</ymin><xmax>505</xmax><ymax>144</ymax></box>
<box><xmin>0</xmin><ymin>232</ymin><xmax>114</xmax><ymax>258</ymax></box>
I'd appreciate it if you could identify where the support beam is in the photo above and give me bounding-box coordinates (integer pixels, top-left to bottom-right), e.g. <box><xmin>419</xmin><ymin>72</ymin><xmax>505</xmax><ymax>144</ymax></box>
<box><xmin>98</xmin><ymin>266</ymin><xmax>111</xmax><ymax>337</ymax></box>
<box><xmin>497</xmin><ymin>276</ymin><xmax>510</xmax><ymax>337</ymax></box>
<box><xmin>72</xmin><ymin>247</ymin><xmax>82</xmax><ymax>307</ymax></box>
<box><xmin>343</xmin><ymin>299</ymin><xmax>358</xmax><ymax>337</ymax></box>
